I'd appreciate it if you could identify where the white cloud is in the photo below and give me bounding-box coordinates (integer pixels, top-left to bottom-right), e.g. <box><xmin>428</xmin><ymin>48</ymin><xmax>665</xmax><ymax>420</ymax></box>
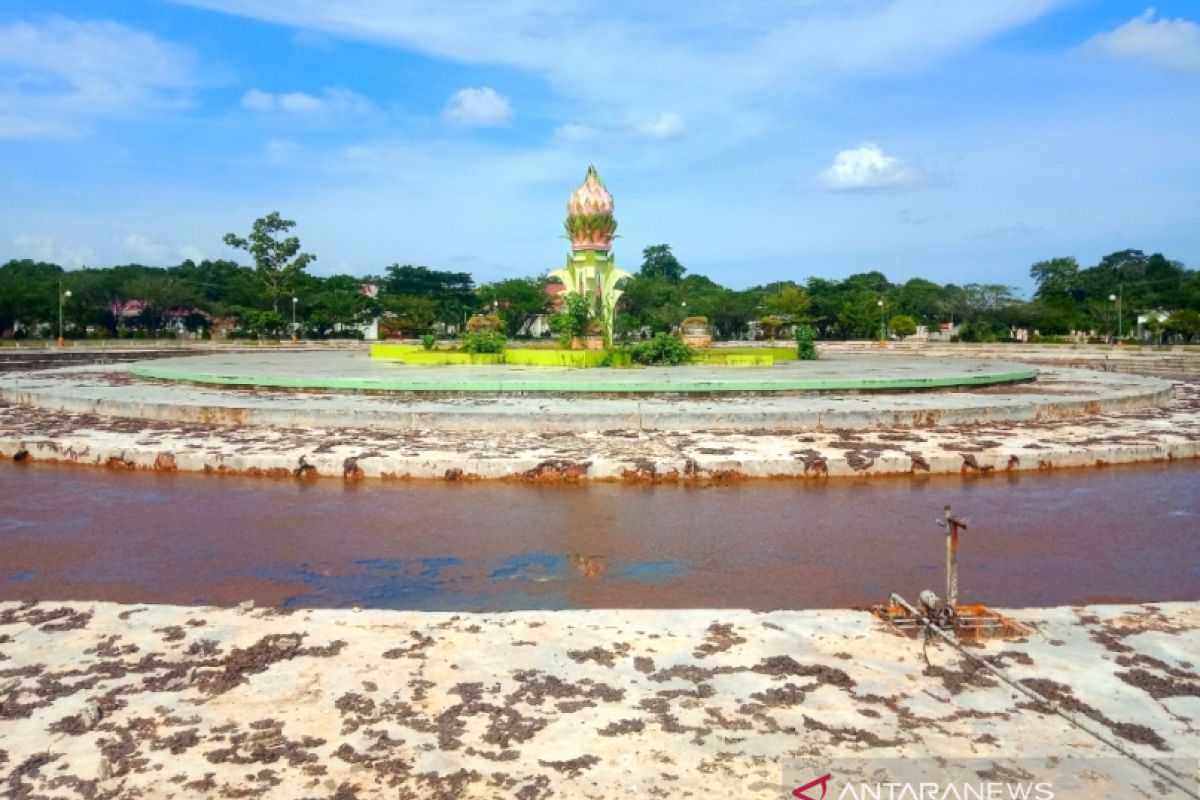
<box><xmin>241</xmin><ymin>89</ymin><xmax>277</xmax><ymax>112</ymax></box>
<box><xmin>444</xmin><ymin>87</ymin><xmax>513</xmax><ymax>126</ymax></box>
<box><xmin>13</xmin><ymin>233</ymin><xmax>96</xmax><ymax>268</ymax></box>
<box><xmin>121</xmin><ymin>233</ymin><xmax>172</xmax><ymax>263</ymax></box>
<box><xmin>241</xmin><ymin>87</ymin><xmax>372</xmax><ymax>117</ymax></box>
<box><xmin>13</xmin><ymin>233</ymin><xmax>58</xmax><ymax>263</ymax></box>
<box><xmin>629</xmin><ymin>111</ymin><xmax>685</xmax><ymax>140</ymax></box>
<box><xmin>178</xmin><ymin>245</ymin><xmax>207</xmax><ymax>263</ymax></box>
<box><xmin>553</xmin><ymin>113</ymin><xmax>683</xmax><ymax>144</ymax></box>
<box><xmin>1082</xmin><ymin>8</ymin><xmax>1200</xmax><ymax>73</ymax></box>
<box><xmin>169</xmin><ymin>0</ymin><xmax>1066</xmax><ymax>123</ymax></box>
<box><xmin>820</xmin><ymin>143</ymin><xmax>940</xmax><ymax>192</ymax></box>
<box><xmin>121</xmin><ymin>233</ymin><xmax>208</xmax><ymax>263</ymax></box>
<box><xmin>0</xmin><ymin>16</ymin><xmax>197</xmax><ymax>139</ymax></box>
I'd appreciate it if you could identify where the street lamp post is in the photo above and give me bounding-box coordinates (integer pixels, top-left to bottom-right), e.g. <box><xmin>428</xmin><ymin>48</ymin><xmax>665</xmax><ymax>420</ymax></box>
<box><xmin>877</xmin><ymin>298</ymin><xmax>885</xmax><ymax>347</ymax></box>
<box><xmin>58</xmin><ymin>284</ymin><xmax>72</xmax><ymax>347</ymax></box>
<box><xmin>291</xmin><ymin>296</ymin><xmax>298</xmax><ymax>344</ymax></box>
<box><xmin>1109</xmin><ymin>289</ymin><xmax>1122</xmax><ymax>345</ymax></box>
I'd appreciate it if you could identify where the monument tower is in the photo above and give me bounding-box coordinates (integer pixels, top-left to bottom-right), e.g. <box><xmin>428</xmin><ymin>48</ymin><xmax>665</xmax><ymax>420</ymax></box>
<box><xmin>549</xmin><ymin>165</ymin><xmax>630</xmax><ymax>346</ymax></box>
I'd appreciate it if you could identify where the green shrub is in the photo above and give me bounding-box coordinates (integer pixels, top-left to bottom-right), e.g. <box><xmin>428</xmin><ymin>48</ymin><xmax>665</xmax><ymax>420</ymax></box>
<box><xmin>421</xmin><ymin>333</ymin><xmax>436</xmax><ymax>351</ymax></box>
<box><xmin>460</xmin><ymin>330</ymin><xmax>507</xmax><ymax>353</ymax></box>
<box><xmin>466</xmin><ymin>314</ymin><xmax>503</xmax><ymax>332</ymax></box>
<box><xmin>794</xmin><ymin>324</ymin><xmax>818</xmax><ymax>360</ymax></box>
<box><xmin>959</xmin><ymin>321</ymin><xmax>1004</xmax><ymax>342</ymax></box>
<box><xmin>887</xmin><ymin>314</ymin><xmax>917</xmax><ymax>339</ymax></box>
<box><xmin>599</xmin><ymin>348</ymin><xmax>633</xmax><ymax>368</ymax></box>
<box><xmin>550</xmin><ymin>293</ymin><xmax>591</xmax><ymax>346</ymax></box>
<box><xmin>631</xmin><ymin>333</ymin><xmax>693</xmax><ymax>365</ymax></box>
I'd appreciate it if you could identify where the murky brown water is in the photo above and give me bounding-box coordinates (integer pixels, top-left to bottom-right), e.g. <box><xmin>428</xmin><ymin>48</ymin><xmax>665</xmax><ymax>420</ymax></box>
<box><xmin>1</xmin><ymin>461</ymin><xmax>1197</xmax><ymax>610</ymax></box>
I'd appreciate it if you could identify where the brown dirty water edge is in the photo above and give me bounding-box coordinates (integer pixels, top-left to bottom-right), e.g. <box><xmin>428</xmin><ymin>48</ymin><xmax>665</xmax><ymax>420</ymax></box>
<box><xmin>0</xmin><ymin>460</ymin><xmax>1197</xmax><ymax>612</ymax></box>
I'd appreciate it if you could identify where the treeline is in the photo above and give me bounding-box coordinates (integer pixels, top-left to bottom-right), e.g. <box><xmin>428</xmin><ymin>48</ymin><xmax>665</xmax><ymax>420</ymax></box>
<box><xmin>618</xmin><ymin>246</ymin><xmax>1200</xmax><ymax>342</ymax></box>
<box><xmin>2</xmin><ymin>220</ymin><xmax>1198</xmax><ymax>342</ymax></box>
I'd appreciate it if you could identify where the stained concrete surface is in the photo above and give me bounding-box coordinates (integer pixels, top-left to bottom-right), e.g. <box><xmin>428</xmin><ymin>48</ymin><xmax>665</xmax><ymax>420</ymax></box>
<box><xmin>0</xmin><ymin>374</ymin><xmax>1195</xmax><ymax>480</ymax></box>
<box><xmin>125</xmin><ymin>352</ymin><xmax>1037</xmax><ymax>392</ymax></box>
<box><xmin>1</xmin><ymin>601</ymin><xmax>1196</xmax><ymax>798</ymax></box>
<box><xmin>0</xmin><ymin>356</ymin><xmax>1170</xmax><ymax>433</ymax></box>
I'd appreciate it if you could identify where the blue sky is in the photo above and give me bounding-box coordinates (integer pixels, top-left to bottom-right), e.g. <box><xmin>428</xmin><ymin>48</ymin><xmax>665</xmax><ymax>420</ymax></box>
<box><xmin>1</xmin><ymin>1</ymin><xmax>1197</xmax><ymax>293</ymax></box>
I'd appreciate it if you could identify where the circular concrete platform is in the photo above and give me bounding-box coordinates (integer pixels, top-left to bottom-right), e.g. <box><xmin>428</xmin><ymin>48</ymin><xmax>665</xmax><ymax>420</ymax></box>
<box><xmin>123</xmin><ymin>351</ymin><xmax>1037</xmax><ymax>393</ymax></box>
<box><xmin>0</xmin><ymin>352</ymin><xmax>1175</xmax><ymax>432</ymax></box>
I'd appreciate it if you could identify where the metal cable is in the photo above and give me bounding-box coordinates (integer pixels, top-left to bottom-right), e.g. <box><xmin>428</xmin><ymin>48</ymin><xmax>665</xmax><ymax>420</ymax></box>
<box><xmin>889</xmin><ymin>592</ymin><xmax>1199</xmax><ymax>799</ymax></box>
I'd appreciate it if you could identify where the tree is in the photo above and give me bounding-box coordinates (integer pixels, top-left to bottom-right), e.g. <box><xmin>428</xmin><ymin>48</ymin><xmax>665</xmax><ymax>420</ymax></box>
<box><xmin>383</xmin><ymin>264</ymin><xmax>475</xmax><ymax>328</ymax></box>
<box><xmin>123</xmin><ymin>273</ymin><xmax>200</xmax><ymax>334</ymax></box>
<box><xmin>305</xmin><ymin>275</ymin><xmax>377</xmax><ymax>337</ymax></box>
<box><xmin>1087</xmin><ymin>300</ymin><xmax>1119</xmax><ymax>339</ymax></box>
<box><xmin>693</xmin><ymin>289</ymin><xmax>757</xmax><ymax>340</ymax></box>
<box><xmin>175</xmin><ymin>258</ymin><xmax>262</xmax><ymax>312</ymax></box>
<box><xmin>639</xmin><ymin>244</ymin><xmax>686</xmax><ymax>282</ymax></box>
<box><xmin>1019</xmin><ymin>299</ymin><xmax>1082</xmax><ymax>335</ymax></box>
<box><xmin>1030</xmin><ymin>257</ymin><xmax>1081</xmax><ymax>301</ymax></box>
<box><xmin>239</xmin><ymin>309</ymin><xmax>285</xmax><ymax>338</ymax></box>
<box><xmin>616</xmin><ymin>274</ymin><xmax>680</xmax><ymax>334</ymax></box>
<box><xmin>896</xmin><ymin>278</ymin><xmax>947</xmax><ymax>326</ymax></box>
<box><xmin>804</xmin><ymin>277</ymin><xmax>842</xmax><ymax>336</ymax></box>
<box><xmin>941</xmin><ymin>284</ymin><xmax>1016</xmax><ymax>326</ymax></box>
<box><xmin>831</xmin><ymin>287</ymin><xmax>879</xmax><ymax>339</ymax></box>
<box><xmin>759</xmin><ymin>315</ymin><xmax>785</xmax><ymax>340</ymax></box>
<box><xmin>382</xmin><ymin>295</ymin><xmax>439</xmax><ymax>334</ymax></box>
<box><xmin>764</xmin><ymin>284</ymin><xmax>812</xmax><ymax>322</ymax></box>
<box><xmin>0</xmin><ymin>260</ymin><xmax>63</xmax><ymax>334</ymax></box>
<box><xmin>843</xmin><ymin>271</ymin><xmax>892</xmax><ymax>294</ymax></box>
<box><xmin>1164</xmin><ymin>309</ymin><xmax>1200</xmax><ymax>342</ymax></box>
<box><xmin>550</xmin><ymin>293</ymin><xmax>591</xmax><ymax>345</ymax></box>
<box><xmin>1097</xmin><ymin>249</ymin><xmax>1149</xmax><ymax>283</ymax></box>
<box><xmin>478</xmin><ymin>278</ymin><xmax>549</xmax><ymax>337</ymax></box>
<box><xmin>223</xmin><ymin>212</ymin><xmax>316</xmax><ymax>313</ymax></box>
<box><xmin>888</xmin><ymin>314</ymin><xmax>918</xmax><ymax>339</ymax></box>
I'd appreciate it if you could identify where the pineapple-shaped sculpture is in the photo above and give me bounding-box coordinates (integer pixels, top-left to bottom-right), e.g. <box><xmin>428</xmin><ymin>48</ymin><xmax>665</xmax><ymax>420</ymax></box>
<box><xmin>550</xmin><ymin>165</ymin><xmax>630</xmax><ymax>347</ymax></box>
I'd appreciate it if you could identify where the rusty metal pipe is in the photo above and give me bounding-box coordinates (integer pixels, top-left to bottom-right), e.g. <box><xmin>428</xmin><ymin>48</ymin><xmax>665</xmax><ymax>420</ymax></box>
<box><xmin>887</xmin><ymin>592</ymin><xmax>1199</xmax><ymax>799</ymax></box>
<box><xmin>937</xmin><ymin>505</ymin><xmax>967</xmax><ymax>610</ymax></box>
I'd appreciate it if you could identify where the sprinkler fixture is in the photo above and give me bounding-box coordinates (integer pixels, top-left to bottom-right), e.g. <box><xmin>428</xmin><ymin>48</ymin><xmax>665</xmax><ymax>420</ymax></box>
<box><xmin>874</xmin><ymin>504</ymin><xmax>1025</xmax><ymax>641</ymax></box>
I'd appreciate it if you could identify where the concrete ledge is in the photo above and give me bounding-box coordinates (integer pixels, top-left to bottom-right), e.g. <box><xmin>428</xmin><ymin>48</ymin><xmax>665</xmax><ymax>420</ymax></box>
<box><xmin>128</xmin><ymin>361</ymin><xmax>1038</xmax><ymax>393</ymax></box>
<box><xmin>0</xmin><ymin>354</ymin><xmax>1172</xmax><ymax>434</ymax></box>
<box><xmin>0</xmin><ymin>353</ymin><xmax>1191</xmax><ymax>482</ymax></box>
<box><xmin>0</xmin><ymin>600</ymin><xmax>1195</xmax><ymax>799</ymax></box>
<box><xmin>0</xmin><ymin>379</ymin><xmax>1195</xmax><ymax>481</ymax></box>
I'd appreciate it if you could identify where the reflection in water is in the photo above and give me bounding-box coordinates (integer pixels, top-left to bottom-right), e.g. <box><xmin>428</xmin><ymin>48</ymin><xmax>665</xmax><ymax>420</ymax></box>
<box><xmin>0</xmin><ymin>461</ymin><xmax>1197</xmax><ymax>610</ymax></box>
<box><xmin>569</xmin><ymin>554</ymin><xmax>608</xmax><ymax>579</ymax></box>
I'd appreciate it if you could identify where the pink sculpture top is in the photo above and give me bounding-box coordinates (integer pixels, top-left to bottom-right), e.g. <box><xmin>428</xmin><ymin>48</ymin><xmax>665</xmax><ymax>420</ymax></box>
<box><xmin>567</xmin><ymin>164</ymin><xmax>613</xmax><ymax>218</ymax></box>
<box><xmin>564</xmin><ymin>165</ymin><xmax>617</xmax><ymax>250</ymax></box>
